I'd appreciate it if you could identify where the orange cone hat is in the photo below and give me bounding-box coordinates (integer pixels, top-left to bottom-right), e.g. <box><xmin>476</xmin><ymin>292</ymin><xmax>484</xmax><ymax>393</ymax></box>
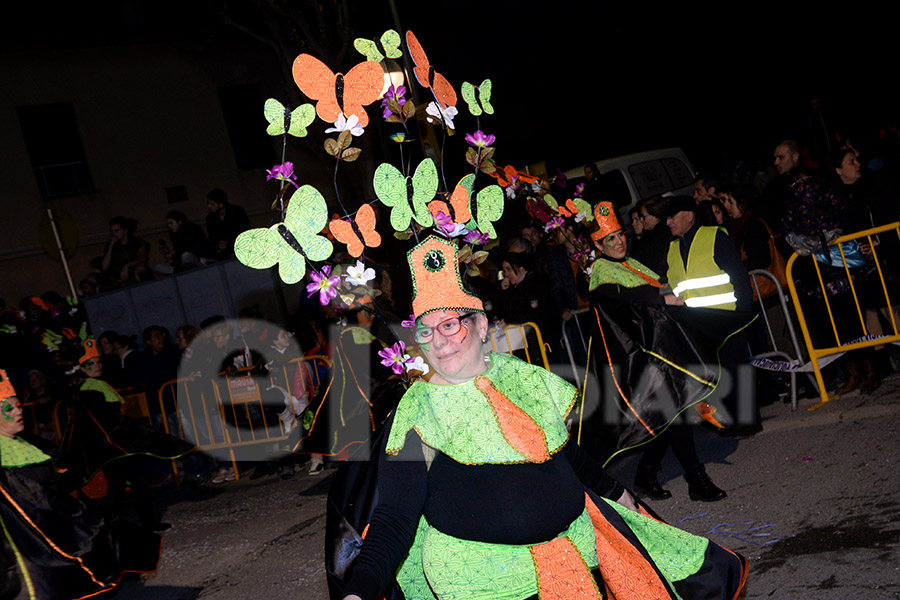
<box><xmin>408</xmin><ymin>236</ymin><xmax>484</xmax><ymax>319</ymax></box>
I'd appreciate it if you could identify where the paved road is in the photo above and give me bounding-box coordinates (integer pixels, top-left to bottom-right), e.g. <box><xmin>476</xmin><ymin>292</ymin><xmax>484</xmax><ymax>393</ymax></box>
<box><xmin>119</xmin><ymin>375</ymin><xmax>900</xmax><ymax>599</ymax></box>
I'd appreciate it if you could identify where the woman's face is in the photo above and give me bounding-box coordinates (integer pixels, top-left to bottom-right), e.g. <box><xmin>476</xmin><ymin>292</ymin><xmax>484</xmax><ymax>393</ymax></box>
<box><xmin>720</xmin><ymin>194</ymin><xmax>742</xmax><ymax>220</ymax></box>
<box><xmin>175</xmin><ymin>329</ymin><xmax>188</xmax><ymax>350</ymax></box>
<box><xmin>631</xmin><ymin>213</ymin><xmax>643</xmax><ymax>235</ymax></box>
<box><xmin>0</xmin><ymin>398</ymin><xmax>24</xmax><ymax>439</ymax></box>
<box><xmin>166</xmin><ymin>218</ymin><xmax>180</xmax><ymax>233</ymax></box>
<box><xmin>99</xmin><ymin>336</ymin><xmax>115</xmax><ymax>355</ymax></box>
<box><xmin>837</xmin><ymin>152</ymin><xmax>862</xmax><ymax>185</ymax></box>
<box><xmin>711</xmin><ymin>204</ymin><xmax>725</xmax><ymax>225</ymax></box>
<box><xmin>272</xmin><ymin>329</ymin><xmax>292</xmax><ymax>351</ymax></box>
<box><xmin>597</xmin><ymin>229</ymin><xmax>627</xmax><ymax>260</ymax></box>
<box><xmin>110</xmin><ymin>224</ymin><xmax>126</xmax><ymax>242</ymax></box>
<box><xmin>418</xmin><ymin>310</ymin><xmax>489</xmax><ymax>384</ymax></box>
<box><xmin>641</xmin><ymin>209</ymin><xmax>660</xmax><ymax>231</ymax></box>
<box><xmin>80</xmin><ymin>357</ymin><xmax>102</xmax><ymax>379</ymax></box>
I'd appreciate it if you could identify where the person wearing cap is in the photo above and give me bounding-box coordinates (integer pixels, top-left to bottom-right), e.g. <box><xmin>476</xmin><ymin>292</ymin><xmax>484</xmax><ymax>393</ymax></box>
<box><xmin>337</xmin><ymin>236</ymin><xmax>747</xmax><ymax>600</ymax></box>
<box><xmin>0</xmin><ymin>368</ymin><xmax>163</xmax><ymax>598</ymax></box>
<box><xmin>664</xmin><ymin>196</ymin><xmax>762</xmax><ymax>436</ymax></box>
<box><xmin>584</xmin><ymin>203</ymin><xmax>728</xmax><ymax>502</ymax></box>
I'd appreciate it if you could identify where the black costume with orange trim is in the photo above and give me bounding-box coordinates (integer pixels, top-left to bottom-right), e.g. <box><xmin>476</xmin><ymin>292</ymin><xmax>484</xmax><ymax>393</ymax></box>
<box><xmin>0</xmin><ymin>435</ymin><xmax>160</xmax><ymax>599</ymax></box>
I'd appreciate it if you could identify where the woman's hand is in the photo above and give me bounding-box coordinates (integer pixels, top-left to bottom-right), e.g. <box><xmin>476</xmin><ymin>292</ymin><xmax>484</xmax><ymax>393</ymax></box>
<box><xmin>616</xmin><ymin>489</ymin><xmax>639</xmax><ymax>512</ymax></box>
<box><xmin>664</xmin><ymin>294</ymin><xmax>684</xmax><ymax>306</ymax></box>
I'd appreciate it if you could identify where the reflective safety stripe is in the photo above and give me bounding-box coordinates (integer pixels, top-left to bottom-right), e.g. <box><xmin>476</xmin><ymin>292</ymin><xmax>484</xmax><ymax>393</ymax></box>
<box><xmin>672</xmin><ymin>273</ymin><xmax>731</xmax><ymax>297</ymax></box>
<box><xmin>684</xmin><ymin>292</ymin><xmax>738</xmax><ymax>308</ymax></box>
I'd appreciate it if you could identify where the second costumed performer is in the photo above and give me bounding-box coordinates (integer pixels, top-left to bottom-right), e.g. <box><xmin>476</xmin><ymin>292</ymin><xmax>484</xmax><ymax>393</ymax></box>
<box><xmin>340</xmin><ymin>236</ymin><xmax>747</xmax><ymax>600</ymax></box>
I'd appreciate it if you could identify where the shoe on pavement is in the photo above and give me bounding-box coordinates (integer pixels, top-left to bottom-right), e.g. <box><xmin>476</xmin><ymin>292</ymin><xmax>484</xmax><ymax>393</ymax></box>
<box><xmin>308</xmin><ymin>461</ymin><xmax>324</xmax><ymax>475</ymax></box>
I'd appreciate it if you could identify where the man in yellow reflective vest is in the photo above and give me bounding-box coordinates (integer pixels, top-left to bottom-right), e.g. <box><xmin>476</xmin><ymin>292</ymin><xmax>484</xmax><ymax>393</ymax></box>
<box><xmin>664</xmin><ymin>196</ymin><xmax>762</xmax><ymax>436</ymax></box>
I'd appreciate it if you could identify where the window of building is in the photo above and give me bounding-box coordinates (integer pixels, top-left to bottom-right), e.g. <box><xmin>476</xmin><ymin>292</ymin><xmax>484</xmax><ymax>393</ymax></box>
<box><xmin>17</xmin><ymin>102</ymin><xmax>94</xmax><ymax>197</ymax></box>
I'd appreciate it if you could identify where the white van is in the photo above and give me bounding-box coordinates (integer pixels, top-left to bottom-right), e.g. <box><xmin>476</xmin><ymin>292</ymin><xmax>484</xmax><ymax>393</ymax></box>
<box><xmin>563</xmin><ymin>147</ymin><xmax>695</xmax><ymax>224</ymax></box>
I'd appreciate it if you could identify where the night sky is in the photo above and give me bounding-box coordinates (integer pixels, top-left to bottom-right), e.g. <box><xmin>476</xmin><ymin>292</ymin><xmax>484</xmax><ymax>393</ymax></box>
<box><xmin>5</xmin><ymin>1</ymin><xmax>898</xmax><ymax>177</ymax></box>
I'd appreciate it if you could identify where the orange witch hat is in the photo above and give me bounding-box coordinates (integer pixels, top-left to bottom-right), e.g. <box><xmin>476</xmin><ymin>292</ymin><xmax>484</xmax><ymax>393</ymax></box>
<box><xmin>0</xmin><ymin>369</ymin><xmax>16</xmax><ymax>401</ymax></box>
<box><xmin>408</xmin><ymin>236</ymin><xmax>484</xmax><ymax>319</ymax></box>
<box><xmin>590</xmin><ymin>201</ymin><xmax>621</xmax><ymax>241</ymax></box>
<box><xmin>79</xmin><ymin>338</ymin><xmax>101</xmax><ymax>365</ymax></box>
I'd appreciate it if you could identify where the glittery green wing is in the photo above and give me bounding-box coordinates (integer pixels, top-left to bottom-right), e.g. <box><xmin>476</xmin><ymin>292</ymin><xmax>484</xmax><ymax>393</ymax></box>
<box><xmin>380</xmin><ymin>29</ymin><xmax>403</xmax><ymax>59</ymax></box>
<box><xmin>478</xmin><ymin>79</ymin><xmax>494</xmax><ymax>115</ymax></box>
<box><xmin>287</xmin><ymin>104</ymin><xmax>316</xmax><ymax>138</ymax></box>
<box><xmin>353</xmin><ymin>38</ymin><xmax>385</xmax><ymax>63</ymax></box>
<box><xmin>461</xmin><ymin>81</ymin><xmax>481</xmax><ymax>117</ymax></box>
<box><xmin>374</xmin><ymin>162</ymin><xmax>414</xmax><ymax>231</ymax></box>
<box><xmin>410</xmin><ymin>158</ymin><xmax>438</xmax><ymax>228</ymax></box>
<box><xmin>542</xmin><ymin>193</ymin><xmax>559</xmax><ymax>211</ymax></box>
<box><xmin>235</xmin><ymin>227</ymin><xmax>288</xmax><ymax>272</ymax></box>
<box><xmin>472</xmin><ymin>185</ymin><xmax>505</xmax><ymax>239</ymax></box>
<box><xmin>573</xmin><ymin>197</ymin><xmax>593</xmax><ymax>220</ymax></box>
<box><xmin>283</xmin><ymin>185</ymin><xmax>334</xmax><ymax>263</ymax></box>
<box><xmin>263</xmin><ymin>98</ymin><xmax>289</xmax><ymax>136</ymax></box>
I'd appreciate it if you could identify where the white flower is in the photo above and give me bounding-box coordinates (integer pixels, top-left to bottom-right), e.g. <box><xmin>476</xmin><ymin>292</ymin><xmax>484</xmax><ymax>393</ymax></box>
<box><xmin>530</xmin><ymin>183</ymin><xmax>542</xmax><ymax>194</ymax></box>
<box><xmin>344</xmin><ymin>260</ymin><xmax>376</xmax><ymax>286</ymax></box>
<box><xmin>325</xmin><ymin>113</ymin><xmax>365</xmax><ymax>136</ymax></box>
<box><xmin>425</xmin><ymin>102</ymin><xmax>458</xmax><ymax>130</ymax></box>
<box><xmin>405</xmin><ymin>355</ymin><xmax>430</xmax><ymax>374</ymax></box>
<box><xmin>505</xmin><ymin>185</ymin><xmax>517</xmax><ymax>199</ymax></box>
<box><xmin>442</xmin><ymin>223</ymin><xmax>468</xmax><ymax>238</ymax></box>
<box><xmin>574</xmin><ymin>210</ymin><xmax>589</xmax><ymax>223</ymax></box>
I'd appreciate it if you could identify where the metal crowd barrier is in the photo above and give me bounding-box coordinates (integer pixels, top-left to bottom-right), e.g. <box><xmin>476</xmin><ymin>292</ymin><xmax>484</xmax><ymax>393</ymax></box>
<box><xmin>485</xmin><ymin>322</ymin><xmax>551</xmax><ymax>370</ymax></box>
<box><xmin>785</xmin><ymin>222</ymin><xmax>900</xmax><ymax>409</ymax></box>
<box><xmin>158</xmin><ymin>355</ymin><xmax>332</xmax><ymax>481</ymax></box>
<box><xmin>748</xmin><ymin>269</ymin><xmax>820</xmax><ymax>410</ymax></box>
<box><xmin>560</xmin><ymin>309</ymin><xmax>591</xmax><ymax>387</ymax></box>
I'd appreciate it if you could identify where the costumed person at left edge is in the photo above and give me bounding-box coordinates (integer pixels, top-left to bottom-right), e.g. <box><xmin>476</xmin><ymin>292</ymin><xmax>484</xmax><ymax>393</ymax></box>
<box><xmin>329</xmin><ymin>236</ymin><xmax>748</xmax><ymax>600</ymax></box>
<box><xmin>0</xmin><ymin>368</ymin><xmax>162</xmax><ymax>599</ymax></box>
<box><xmin>583</xmin><ymin>202</ymin><xmax>729</xmax><ymax>502</ymax></box>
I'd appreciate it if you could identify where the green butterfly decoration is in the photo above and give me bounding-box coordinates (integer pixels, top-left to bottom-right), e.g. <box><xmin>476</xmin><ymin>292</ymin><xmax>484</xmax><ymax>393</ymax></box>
<box><xmin>373</xmin><ymin>159</ymin><xmax>439</xmax><ymax>231</ymax></box>
<box><xmin>467</xmin><ymin>184</ymin><xmax>505</xmax><ymax>239</ymax></box>
<box><xmin>263</xmin><ymin>99</ymin><xmax>316</xmax><ymax>137</ymax></box>
<box><xmin>234</xmin><ymin>185</ymin><xmax>333</xmax><ymax>284</ymax></box>
<box><xmin>353</xmin><ymin>29</ymin><xmax>403</xmax><ymax>63</ymax></box>
<box><xmin>461</xmin><ymin>79</ymin><xmax>494</xmax><ymax>117</ymax></box>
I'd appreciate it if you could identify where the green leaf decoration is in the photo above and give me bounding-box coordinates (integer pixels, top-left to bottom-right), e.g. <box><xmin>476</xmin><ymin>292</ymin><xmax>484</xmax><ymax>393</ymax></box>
<box><xmin>467</xmin><ymin>185</ymin><xmax>505</xmax><ymax>239</ymax></box>
<box><xmin>353</xmin><ymin>29</ymin><xmax>403</xmax><ymax>63</ymax></box>
<box><xmin>393</xmin><ymin>230</ymin><xmax>413</xmax><ymax>240</ymax></box>
<box><xmin>234</xmin><ymin>185</ymin><xmax>333</xmax><ymax>284</ymax></box>
<box><xmin>572</xmin><ymin>198</ymin><xmax>593</xmax><ymax>220</ymax></box>
<box><xmin>460</xmin><ymin>79</ymin><xmax>494</xmax><ymax>117</ymax></box>
<box><xmin>263</xmin><ymin>99</ymin><xmax>315</xmax><ymax>137</ymax></box>
<box><xmin>373</xmin><ymin>159</ymin><xmax>438</xmax><ymax>231</ymax></box>
<box><xmin>341</xmin><ymin>147</ymin><xmax>362</xmax><ymax>162</ymax></box>
<box><xmin>324</xmin><ymin>138</ymin><xmax>340</xmax><ymax>157</ymax></box>
<box><xmin>337</xmin><ymin>130</ymin><xmax>353</xmax><ymax>151</ymax></box>
<box><xmin>402</xmin><ymin>100</ymin><xmax>416</xmax><ymax>120</ymax></box>
<box><xmin>543</xmin><ymin>193</ymin><xmax>559</xmax><ymax>210</ymax></box>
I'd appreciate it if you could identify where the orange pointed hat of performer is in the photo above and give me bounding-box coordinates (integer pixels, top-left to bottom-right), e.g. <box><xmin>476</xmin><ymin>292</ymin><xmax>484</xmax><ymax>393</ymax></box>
<box><xmin>0</xmin><ymin>369</ymin><xmax>16</xmax><ymax>401</ymax></box>
<box><xmin>590</xmin><ymin>201</ymin><xmax>621</xmax><ymax>241</ymax></box>
<box><xmin>78</xmin><ymin>338</ymin><xmax>101</xmax><ymax>365</ymax></box>
<box><xmin>408</xmin><ymin>236</ymin><xmax>484</xmax><ymax>319</ymax></box>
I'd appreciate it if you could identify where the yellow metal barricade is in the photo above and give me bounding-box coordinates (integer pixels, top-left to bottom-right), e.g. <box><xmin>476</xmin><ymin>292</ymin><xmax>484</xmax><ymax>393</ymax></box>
<box><xmin>118</xmin><ymin>388</ymin><xmax>151</xmax><ymax>422</ymax></box>
<box><xmin>486</xmin><ymin>322</ymin><xmax>551</xmax><ymax>369</ymax></box>
<box><xmin>785</xmin><ymin>222</ymin><xmax>900</xmax><ymax>409</ymax></box>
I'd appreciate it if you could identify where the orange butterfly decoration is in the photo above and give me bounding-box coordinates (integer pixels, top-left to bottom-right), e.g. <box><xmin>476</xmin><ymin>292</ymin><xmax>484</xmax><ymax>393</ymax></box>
<box><xmin>328</xmin><ymin>203</ymin><xmax>382</xmax><ymax>258</ymax></box>
<box><xmin>556</xmin><ymin>199</ymin><xmax>580</xmax><ymax>218</ymax></box>
<box><xmin>406</xmin><ymin>31</ymin><xmax>457</xmax><ymax>109</ymax></box>
<box><xmin>292</xmin><ymin>54</ymin><xmax>384</xmax><ymax>128</ymax></box>
<box><xmin>428</xmin><ymin>174</ymin><xmax>473</xmax><ymax>224</ymax></box>
<box><xmin>490</xmin><ymin>164</ymin><xmax>540</xmax><ymax>188</ymax></box>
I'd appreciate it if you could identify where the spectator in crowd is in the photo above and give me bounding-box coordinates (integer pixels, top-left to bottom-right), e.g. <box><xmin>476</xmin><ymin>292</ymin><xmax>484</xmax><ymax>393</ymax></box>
<box><xmin>22</xmin><ymin>368</ymin><xmax>61</xmax><ymax>442</ymax></box>
<box><xmin>98</xmin><ymin>216</ymin><xmax>152</xmax><ymax>288</ymax></box>
<box><xmin>497</xmin><ymin>252</ymin><xmax>560</xmax><ymax>354</ymax></box>
<box><xmin>664</xmin><ymin>196</ymin><xmax>761</xmax><ymax>435</ymax></box>
<box><xmin>156</xmin><ymin>210</ymin><xmax>210</xmax><ymax>275</ymax></box>
<box><xmin>693</xmin><ymin>175</ymin><xmax>720</xmax><ymax>203</ymax></box>
<box><xmin>205</xmin><ymin>188</ymin><xmax>251</xmax><ymax>260</ymax></box>
<box><xmin>630</xmin><ymin>196</ymin><xmax>671</xmax><ymax>278</ymax></box>
<box><xmin>697</xmin><ymin>197</ymin><xmax>727</xmax><ymax>227</ymax></box>
<box><xmin>127</xmin><ymin>326</ymin><xmax>181</xmax><ymax>435</ymax></box>
<box><xmin>760</xmin><ymin>139</ymin><xmax>803</xmax><ymax>241</ymax></box>
<box><xmin>98</xmin><ymin>330</ymin><xmax>126</xmax><ymax>388</ymax></box>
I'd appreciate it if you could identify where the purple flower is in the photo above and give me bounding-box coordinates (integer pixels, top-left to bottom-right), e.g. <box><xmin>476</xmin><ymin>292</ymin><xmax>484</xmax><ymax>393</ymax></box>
<box><xmin>381</xmin><ymin>84</ymin><xmax>407</xmax><ymax>119</ymax></box>
<box><xmin>574</xmin><ymin>182</ymin><xmax>585</xmax><ymax>198</ymax></box>
<box><xmin>401</xmin><ymin>314</ymin><xmax>417</xmax><ymax>328</ymax></box>
<box><xmin>464</xmin><ymin>229</ymin><xmax>490</xmax><ymax>245</ymax></box>
<box><xmin>378</xmin><ymin>341</ymin><xmax>410</xmax><ymax>375</ymax></box>
<box><xmin>306</xmin><ymin>265</ymin><xmax>340</xmax><ymax>306</ymax></box>
<box><xmin>266</xmin><ymin>162</ymin><xmax>299</xmax><ymax>188</ymax></box>
<box><xmin>544</xmin><ymin>216</ymin><xmax>565</xmax><ymax>232</ymax></box>
<box><xmin>464</xmin><ymin>130</ymin><xmax>496</xmax><ymax>148</ymax></box>
<box><xmin>552</xmin><ymin>167</ymin><xmax>567</xmax><ymax>188</ymax></box>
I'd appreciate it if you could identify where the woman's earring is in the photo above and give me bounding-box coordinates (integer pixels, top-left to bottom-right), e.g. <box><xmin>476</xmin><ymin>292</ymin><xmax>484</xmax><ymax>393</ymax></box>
<box><xmin>481</xmin><ymin>335</ymin><xmax>488</xmax><ymax>343</ymax></box>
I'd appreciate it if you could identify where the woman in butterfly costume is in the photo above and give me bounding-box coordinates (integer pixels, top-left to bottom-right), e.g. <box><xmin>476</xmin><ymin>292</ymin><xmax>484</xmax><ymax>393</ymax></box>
<box><xmin>331</xmin><ymin>236</ymin><xmax>747</xmax><ymax>600</ymax></box>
